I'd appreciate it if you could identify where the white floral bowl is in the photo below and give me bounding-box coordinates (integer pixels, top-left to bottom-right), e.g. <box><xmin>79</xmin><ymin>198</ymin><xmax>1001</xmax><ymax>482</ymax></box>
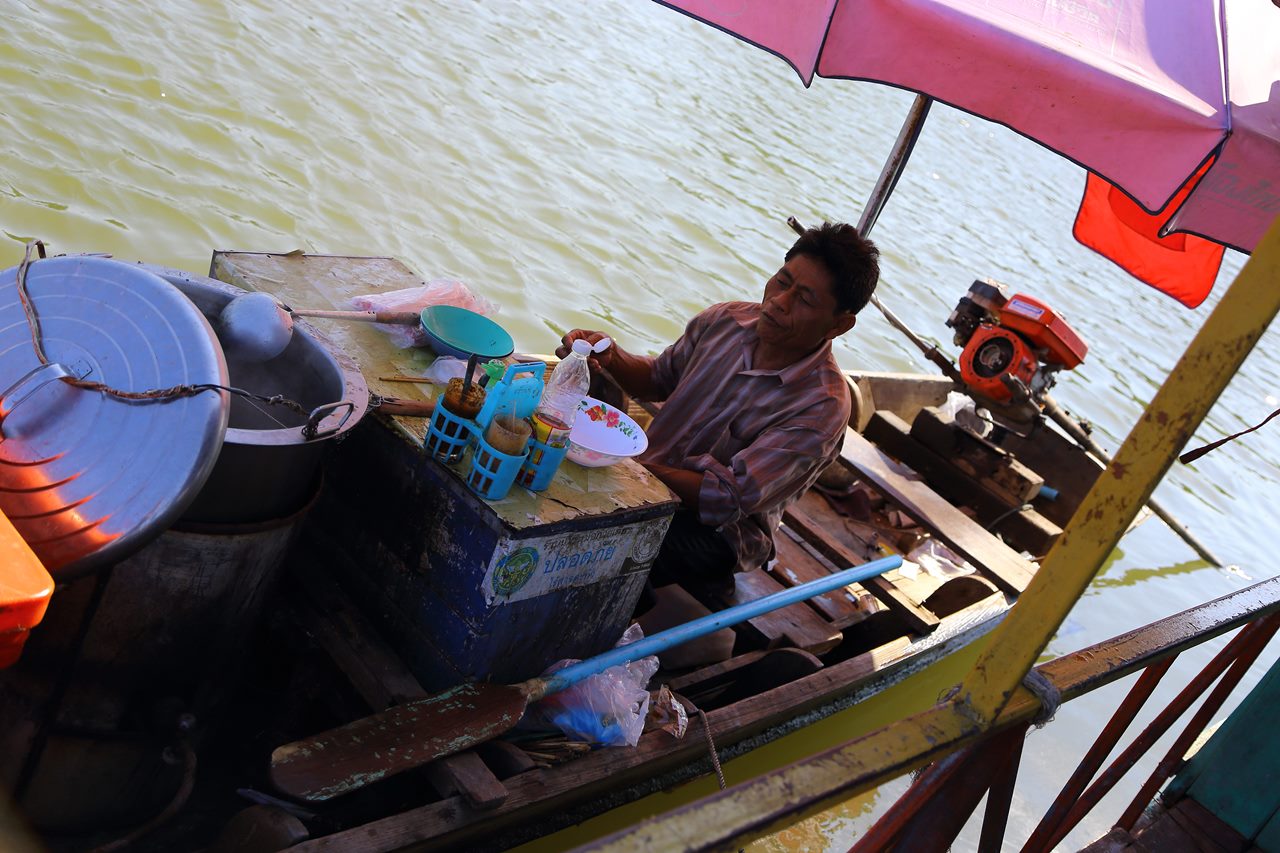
<box><xmin>567</xmin><ymin>396</ymin><xmax>648</xmax><ymax>467</ymax></box>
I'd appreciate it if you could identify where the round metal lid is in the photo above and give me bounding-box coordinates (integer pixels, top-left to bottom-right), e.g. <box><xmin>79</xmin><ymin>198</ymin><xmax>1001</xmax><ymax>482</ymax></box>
<box><xmin>0</xmin><ymin>255</ymin><xmax>229</xmax><ymax>579</ymax></box>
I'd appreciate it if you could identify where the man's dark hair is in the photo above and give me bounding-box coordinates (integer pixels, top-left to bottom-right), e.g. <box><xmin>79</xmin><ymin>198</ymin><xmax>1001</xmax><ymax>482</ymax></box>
<box><xmin>785</xmin><ymin>221</ymin><xmax>880</xmax><ymax>314</ymax></box>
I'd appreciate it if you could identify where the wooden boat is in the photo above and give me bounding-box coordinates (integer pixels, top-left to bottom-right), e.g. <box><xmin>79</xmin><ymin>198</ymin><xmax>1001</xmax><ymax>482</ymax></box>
<box><xmin>0</xmin><ymin>252</ymin><xmax>1122</xmax><ymax>852</ymax></box>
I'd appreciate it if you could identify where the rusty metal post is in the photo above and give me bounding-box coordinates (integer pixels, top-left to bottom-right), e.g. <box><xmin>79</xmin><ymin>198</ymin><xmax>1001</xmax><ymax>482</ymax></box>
<box><xmin>848</xmin><ymin>750</ymin><xmax>969</xmax><ymax>853</ymax></box>
<box><xmin>977</xmin><ymin>723</ymin><xmax>1026</xmax><ymax>853</ymax></box>
<box><xmin>1020</xmin><ymin>656</ymin><xmax>1177</xmax><ymax>853</ymax></box>
<box><xmin>882</xmin><ymin>725</ymin><xmax>1027</xmax><ymax>852</ymax></box>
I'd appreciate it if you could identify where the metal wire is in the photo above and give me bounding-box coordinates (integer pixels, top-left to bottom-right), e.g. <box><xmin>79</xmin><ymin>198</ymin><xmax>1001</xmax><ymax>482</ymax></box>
<box><xmin>12</xmin><ymin>241</ymin><xmax>309</xmax><ymax>416</ymax></box>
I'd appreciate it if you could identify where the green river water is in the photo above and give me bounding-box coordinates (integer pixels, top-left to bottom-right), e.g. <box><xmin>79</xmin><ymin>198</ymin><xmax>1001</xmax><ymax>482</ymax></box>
<box><xmin>2</xmin><ymin>1</ymin><xmax>1276</xmax><ymax>849</ymax></box>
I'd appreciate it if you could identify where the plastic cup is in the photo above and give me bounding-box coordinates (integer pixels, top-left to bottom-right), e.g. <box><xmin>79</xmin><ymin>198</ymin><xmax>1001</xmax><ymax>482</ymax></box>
<box><xmin>486</xmin><ymin>415</ymin><xmax>532</xmax><ymax>456</ymax></box>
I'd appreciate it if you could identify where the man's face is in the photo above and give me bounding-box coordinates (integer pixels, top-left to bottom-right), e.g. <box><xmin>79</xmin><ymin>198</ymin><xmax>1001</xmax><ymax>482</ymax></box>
<box><xmin>758</xmin><ymin>254</ymin><xmax>856</xmax><ymax>356</ymax></box>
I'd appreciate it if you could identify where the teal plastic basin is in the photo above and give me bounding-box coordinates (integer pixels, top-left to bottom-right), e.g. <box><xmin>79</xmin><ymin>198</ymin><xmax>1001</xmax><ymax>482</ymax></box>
<box><xmin>419</xmin><ymin>305</ymin><xmax>514</xmax><ymax>360</ymax></box>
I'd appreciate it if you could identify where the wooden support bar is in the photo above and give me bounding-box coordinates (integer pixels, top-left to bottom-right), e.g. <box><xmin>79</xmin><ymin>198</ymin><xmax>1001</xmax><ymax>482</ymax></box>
<box><xmin>866</xmin><ymin>411</ymin><xmax>1061</xmax><ymax>557</ymax></box>
<box><xmin>721</xmin><ymin>570</ymin><xmax>843</xmax><ymax>654</ymax></box>
<box><xmin>421</xmin><ymin>751</ymin><xmax>509</xmax><ymax>810</ymax></box>
<box><xmin>784</xmin><ymin>501</ymin><xmax>940</xmax><ymax>635</ymax></box>
<box><xmin>295</xmin><ymin>569</ymin><xmax>426</xmax><ymax>709</ymax></box>
<box><xmin>474</xmin><ymin>740</ymin><xmax>537</xmax><ymax>780</ymax></box>
<box><xmin>772</xmin><ymin>526</ymin><xmax>877</xmax><ymax>630</ymax></box>
<box><xmin>665</xmin><ymin>650</ymin><xmax>772</xmax><ymax>695</ymax></box>
<box><xmin>839</xmin><ymin>426</ymin><xmax>1036</xmax><ymax>595</ymax></box>
<box><xmin>909</xmin><ymin>406</ymin><xmax>1043</xmax><ymax>504</ymax></box>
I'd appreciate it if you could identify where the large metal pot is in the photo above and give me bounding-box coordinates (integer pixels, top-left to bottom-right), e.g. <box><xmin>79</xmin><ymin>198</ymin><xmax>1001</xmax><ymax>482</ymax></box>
<box><xmin>136</xmin><ymin>264</ymin><xmax>369</xmax><ymax>524</ymax></box>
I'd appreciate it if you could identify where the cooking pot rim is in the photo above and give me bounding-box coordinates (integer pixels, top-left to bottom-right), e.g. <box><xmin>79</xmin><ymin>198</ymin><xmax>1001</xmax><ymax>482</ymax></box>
<box><xmin>134</xmin><ymin>262</ymin><xmax>370</xmax><ymax>444</ymax></box>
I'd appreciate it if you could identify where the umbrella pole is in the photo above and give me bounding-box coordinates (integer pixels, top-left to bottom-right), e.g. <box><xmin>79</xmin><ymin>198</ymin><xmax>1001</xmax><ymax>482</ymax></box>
<box><xmin>790</xmin><ymin>94</ymin><xmax>965</xmax><ymax>383</ymax></box>
<box><xmin>858</xmin><ymin>96</ymin><xmax>966</xmax><ymax>381</ymax></box>
<box><xmin>790</xmin><ymin>93</ymin><xmax>1225</xmax><ymax>567</ymax></box>
<box><xmin>857</xmin><ymin>93</ymin><xmax>932</xmax><ymax>239</ymax></box>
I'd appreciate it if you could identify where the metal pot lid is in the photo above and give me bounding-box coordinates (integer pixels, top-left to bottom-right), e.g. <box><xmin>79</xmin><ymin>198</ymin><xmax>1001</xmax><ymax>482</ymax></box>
<box><xmin>0</xmin><ymin>254</ymin><xmax>229</xmax><ymax>580</ymax></box>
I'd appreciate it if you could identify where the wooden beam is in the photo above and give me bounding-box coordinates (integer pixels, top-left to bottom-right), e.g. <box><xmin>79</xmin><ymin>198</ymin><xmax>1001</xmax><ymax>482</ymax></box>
<box><xmin>772</xmin><ymin>527</ymin><xmax>877</xmax><ymax>630</ymax></box>
<box><xmin>837</xmin><ymin>427</ymin><xmax>1036</xmax><ymax>595</ymax></box>
<box><xmin>722</xmin><ymin>570</ymin><xmax>843</xmax><ymax>654</ymax></box>
<box><xmin>783</xmin><ymin>501</ymin><xmax>939</xmax><ymax>634</ymax></box>
<box><xmin>865</xmin><ymin>411</ymin><xmax>1061</xmax><ymax>558</ymax></box>
<box><xmin>293</xmin><ymin>568</ymin><xmax>510</xmax><ymax>810</ymax></box>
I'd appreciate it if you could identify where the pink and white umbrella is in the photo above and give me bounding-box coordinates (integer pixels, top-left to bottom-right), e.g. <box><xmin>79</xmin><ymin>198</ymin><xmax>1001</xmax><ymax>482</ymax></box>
<box><xmin>650</xmin><ymin>0</ymin><xmax>1280</xmax><ymax>306</ymax></box>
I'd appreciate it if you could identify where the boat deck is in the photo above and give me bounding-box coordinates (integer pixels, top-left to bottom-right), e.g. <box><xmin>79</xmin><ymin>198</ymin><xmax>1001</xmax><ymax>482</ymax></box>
<box><xmin>1083</xmin><ymin>797</ymin><xmax>1258</xmax><ymax>853</ymax></box>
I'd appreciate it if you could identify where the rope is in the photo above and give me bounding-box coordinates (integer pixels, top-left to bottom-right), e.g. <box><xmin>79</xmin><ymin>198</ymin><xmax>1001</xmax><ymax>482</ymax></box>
<box><xmin>1022</xmin><ymin>668</ymin><xmax>1061</xmax><ymax>727</ymax></box>
<box><xmin>10</xmin><ymin>241</ymin><xmax>309</xmax><ymax>416</ymax></box>
<box><xmin>1180</xmin><ymin>404</ymin><xmax>1280</xmax><ymax>464</ymax></box>
<box><xmin>696</xmin><ymin>708</ymin><xmax>727</xmax><ymax>791</ymax></box>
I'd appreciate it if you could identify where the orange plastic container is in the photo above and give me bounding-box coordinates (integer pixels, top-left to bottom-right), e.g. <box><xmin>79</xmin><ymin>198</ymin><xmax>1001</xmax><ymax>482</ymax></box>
<box><xmin>0</xmin><ymin>509</ymin><xmax>53</xmax><ymax>668</ymax></box>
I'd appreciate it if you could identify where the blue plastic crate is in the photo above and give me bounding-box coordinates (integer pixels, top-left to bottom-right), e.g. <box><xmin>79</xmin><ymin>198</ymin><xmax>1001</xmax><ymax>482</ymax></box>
<box><xmin>467</xmin><ymin>431</ymin><xmax>529</xmax><ymax>500</ymax></box>
<box><xmin>516</xmin><ymin>437</ymin><xmax>569</xmax><ymax>491</ymax></box>
<box><xmin>425</xmin><ymin>404</ymin><xmax>473</xmax><ymax>463</ymax></box>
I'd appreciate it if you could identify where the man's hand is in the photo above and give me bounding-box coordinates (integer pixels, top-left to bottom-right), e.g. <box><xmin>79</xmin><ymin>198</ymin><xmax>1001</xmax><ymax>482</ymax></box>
<box><xmin>558</xmin><ymin>329</ymin><xmax>616</xmax><ymax>373</ymax></box>
<box><xmin>557</xmin><ymin>330</ymin><xmax>664</xmax><ymax>402</ymax></box>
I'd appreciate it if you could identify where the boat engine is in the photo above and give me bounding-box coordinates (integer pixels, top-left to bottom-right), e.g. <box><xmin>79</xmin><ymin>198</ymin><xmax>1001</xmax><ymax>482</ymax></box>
<box><xmin>946</xmin><ymin>279</ymin><xmax>1087</xmax><ymax>421</ymax></box>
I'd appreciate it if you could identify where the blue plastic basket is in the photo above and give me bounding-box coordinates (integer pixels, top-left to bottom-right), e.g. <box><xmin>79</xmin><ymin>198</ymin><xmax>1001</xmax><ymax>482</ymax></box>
<box><xmin>516</xmin><ymin>437</ymin><xmax>570</xmax><ymax>492</ymax></box>
<box><xmin>466</xmin><ymin>432</ymin><xmax>529</xmax><ymax>500</ymax></box>
<box><xmin>425</xmin><ymin>404</ymin><xmax>474</xmax><ymax>463</ymax></box>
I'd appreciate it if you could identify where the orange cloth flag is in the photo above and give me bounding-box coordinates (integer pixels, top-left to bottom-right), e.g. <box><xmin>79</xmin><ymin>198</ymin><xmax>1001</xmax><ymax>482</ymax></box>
<box><xmin>1073</xmin><ymin>166</ymin><xmax>1225</xmax><ymax>309</ymax></box>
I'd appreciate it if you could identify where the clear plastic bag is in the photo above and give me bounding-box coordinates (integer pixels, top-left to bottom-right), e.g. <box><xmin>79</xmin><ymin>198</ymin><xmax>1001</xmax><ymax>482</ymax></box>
<box><xmin>525</xmin><ymin>624</ymin><xmax>659</xmax><ymax>748</ymax></box>
<box><xmin>937</xmin><ymin>391</ymin><xmax>992</xmax><ymax>438</ymax></box>
<box><xmin>902</xmin><ymin>538</ymin><xmax>977</xmax><ymax>580</ymax></box>
<box><xmin>423</xmin><ymin>356</ymin><xmax>470</xmax><ymax>386</ymax></box>
<box><xmin>349</xmin><ymin>279</ymin><xmax>500</xmax><ymax>348</ymax></box>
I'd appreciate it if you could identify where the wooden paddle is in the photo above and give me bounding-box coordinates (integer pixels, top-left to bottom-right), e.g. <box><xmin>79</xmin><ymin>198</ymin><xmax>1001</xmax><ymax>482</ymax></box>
<box><xmin>269</xmin><ymin>555</ymin><xmax>902</xmax><ymax>801</ymax></box>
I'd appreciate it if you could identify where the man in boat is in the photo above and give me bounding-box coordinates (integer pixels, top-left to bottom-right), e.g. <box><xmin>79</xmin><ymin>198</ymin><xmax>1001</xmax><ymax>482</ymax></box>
<box><xmin>560</xmin><ymin>221</ymin><xmax>879</xmax><ymax>604</ymax></box>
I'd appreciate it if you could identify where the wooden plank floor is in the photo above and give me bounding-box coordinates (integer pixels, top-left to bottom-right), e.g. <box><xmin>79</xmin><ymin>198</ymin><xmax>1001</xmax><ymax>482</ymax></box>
<box><xmin>1081</xmin><ymin>798</ymin><xmax>1256</xmax><ymax>853</ymax></box>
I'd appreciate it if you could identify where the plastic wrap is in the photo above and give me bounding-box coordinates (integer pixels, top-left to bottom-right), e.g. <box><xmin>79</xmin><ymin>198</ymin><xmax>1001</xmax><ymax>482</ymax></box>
<box><xmin>350</xmin><ymin>279</ymin><xmax>499</xmax><ymax>348</ymax></box>
<box><xmin>525</xmin><ymin>624</ymin><xmax>659</xmax><ymax>748</ymax></box>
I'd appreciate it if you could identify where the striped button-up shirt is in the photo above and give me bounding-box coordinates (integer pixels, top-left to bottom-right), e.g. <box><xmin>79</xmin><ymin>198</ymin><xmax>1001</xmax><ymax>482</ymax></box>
<box><xmin>640</xmin><ymin>301</ymin><xmax>852</xmax><ymax>573</ymax></box>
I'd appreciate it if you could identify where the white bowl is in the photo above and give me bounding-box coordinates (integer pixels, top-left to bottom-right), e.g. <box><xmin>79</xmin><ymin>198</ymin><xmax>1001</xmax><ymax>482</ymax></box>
<box><xmin>566</xmin><ymin>396</ymin><xmax>648</xmax><ymax>467</ymax></box>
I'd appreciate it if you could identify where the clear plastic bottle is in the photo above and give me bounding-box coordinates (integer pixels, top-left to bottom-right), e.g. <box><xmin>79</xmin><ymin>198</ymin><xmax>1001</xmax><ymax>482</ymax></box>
<box><xmin>530</xmin><ymin>338</ymin><xmax>592</xmax><ymax>449</ymax></box>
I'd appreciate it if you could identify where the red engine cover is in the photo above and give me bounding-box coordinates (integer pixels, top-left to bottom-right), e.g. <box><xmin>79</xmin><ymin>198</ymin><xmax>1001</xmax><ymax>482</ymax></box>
<box><xmin>959</xmin><ymin>325</ymin><xmax>1038</xmax><ymax>402</ymax></box>
<box><xmin>998</xmin><ymin>294</ymin><xmax>1087</xmax><ymax>368</ymax></box>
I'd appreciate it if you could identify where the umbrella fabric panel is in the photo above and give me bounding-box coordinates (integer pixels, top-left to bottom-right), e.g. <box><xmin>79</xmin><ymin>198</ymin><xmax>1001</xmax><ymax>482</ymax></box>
<box><xmin>652</xmin><ymin>0</ymin><xmax>838</xmax><ymax>85</ymax></box>
<box><xmin>1166</xmin><ymin>0</ymin><xmax>1280</xmax><ymax>252</ymax></box>
<box><xmin>818</xmin><ymin>0</ymin><xmax>1228</xmax><ymax>212</ymax></box>
<box><xmin>1074</xmin><ymin>171</ymin><xmax>1225</xmax><ymax>309</ymax></box>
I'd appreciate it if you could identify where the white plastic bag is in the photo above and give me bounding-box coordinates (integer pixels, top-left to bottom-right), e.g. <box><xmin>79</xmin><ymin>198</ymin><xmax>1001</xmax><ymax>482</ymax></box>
<box><xmin>423</xmin><ymin>356</ymin><xmax>470</xmax><ymax>386</ymax></box>
<box><xmin>525</xmin><ymin>624</ymin><xmax>659</xmax><ymax>748</ymax></box>
<box><xmin>902</xmin><ymin>538</ymin><xmax>977</xmax><ymax>580</ymax></box>
<box><xmin>937</xmin><ymin>391</ymin><xmax>992</xmax><ymax>438</ymax></box>
<box><xmin>349</xmin><ymin>279</ymin><xmax>500</xmax><ymax>348</ymax></box>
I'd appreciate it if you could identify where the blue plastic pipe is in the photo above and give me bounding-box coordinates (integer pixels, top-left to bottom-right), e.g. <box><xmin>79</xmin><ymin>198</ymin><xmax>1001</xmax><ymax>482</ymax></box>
<box><xmin>536</xmin><ymin>555</ymin><xmax>902</xmax><ymax>699</ymax></box>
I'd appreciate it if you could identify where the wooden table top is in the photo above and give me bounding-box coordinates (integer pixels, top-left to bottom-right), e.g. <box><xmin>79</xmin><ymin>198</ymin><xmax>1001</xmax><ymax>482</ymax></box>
<box><xmin>210</xmin><ymin>251</ymin><xmax>675</xmax><ymax>528</ymax></box>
